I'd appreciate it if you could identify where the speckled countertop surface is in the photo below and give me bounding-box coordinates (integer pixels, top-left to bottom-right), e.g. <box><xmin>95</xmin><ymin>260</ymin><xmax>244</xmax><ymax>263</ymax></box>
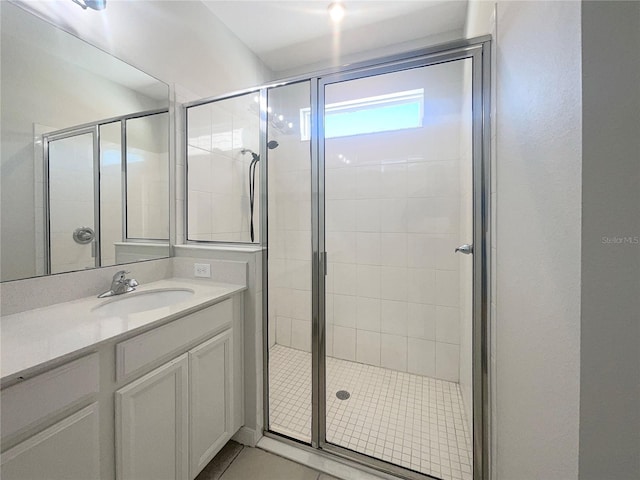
<box><xmin>1</xmin><ymin>278</ymin><xmax>246</xmax><ymax>383</ymax></box>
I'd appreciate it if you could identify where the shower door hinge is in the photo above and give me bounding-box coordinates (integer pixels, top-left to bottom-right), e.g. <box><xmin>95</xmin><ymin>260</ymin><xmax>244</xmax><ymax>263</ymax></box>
<box><xmin>321</xmin><ymin>251</ymin><xmax>328</xmax><ymax>276</ymax></box>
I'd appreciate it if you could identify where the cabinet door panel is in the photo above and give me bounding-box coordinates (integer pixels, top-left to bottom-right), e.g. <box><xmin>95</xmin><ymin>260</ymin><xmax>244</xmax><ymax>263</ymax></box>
<box><xmin>1</xmin><ymin>403</ymin><xmax>100</xmax><ymax>480</ymax></box>
<box><xmin>189</xmin><ymin>329</ymin><xmax>232</xmax><ymax>478</ymax></box>
<box><xmin>116</xmin><ymin>354</ymin><xmax>188</xmax><ymax>480</ymax></box>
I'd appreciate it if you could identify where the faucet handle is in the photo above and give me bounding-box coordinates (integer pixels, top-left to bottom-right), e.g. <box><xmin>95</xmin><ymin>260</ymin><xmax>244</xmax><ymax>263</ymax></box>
<box><xmin>112</xmin><ymin>270</ymin><xmax>129</xmax><ymax>281</ymax></box>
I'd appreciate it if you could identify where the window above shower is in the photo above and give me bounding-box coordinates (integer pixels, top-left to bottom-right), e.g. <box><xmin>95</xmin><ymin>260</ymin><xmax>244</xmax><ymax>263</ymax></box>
<box><xmin>185</xmin><ymin>92</ymin><xmax>262</xmax><ymax>243</ymax></box>
<box><xmin>300</xmin><ymin>88</ymin><xmax>424</xmax><ymax>141</ymax></box>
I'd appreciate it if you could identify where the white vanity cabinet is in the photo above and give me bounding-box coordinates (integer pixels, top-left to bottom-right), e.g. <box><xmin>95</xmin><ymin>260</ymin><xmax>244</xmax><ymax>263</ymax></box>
<box><xmin>0</xmin><ymin>354</ymin><xmax>101</xmax><ymax>480</ymax></box>
<box><xmin>189</xmin><ymin>329</ymin><xmax>233</xmax><ymax>477</ymax></box>
<box><xmin>116</xmin><ymin>355</ymin><xmax>190</xmax><ymax>480</ymax></box>
<box><xmin>1</xmin><ymin>287</ymin><xmax>245</xmax><ymax>480</ymax></box>
<box><xmin>114</xmin><ymin>299</ymin><xmax>239</xmax><ymax>480</ymax></box>
<box><xmin>0</xmin><ymin>404</ymin><xmax>100</xmax><ymax>480</ymax></box>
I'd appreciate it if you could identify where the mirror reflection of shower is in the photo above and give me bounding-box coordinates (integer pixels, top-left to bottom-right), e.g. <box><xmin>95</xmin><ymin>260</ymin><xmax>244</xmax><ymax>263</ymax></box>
<box><xmin>241</xmin><ymin>140</ymin><xmax>279</xmax><ymax>242</ymax></box>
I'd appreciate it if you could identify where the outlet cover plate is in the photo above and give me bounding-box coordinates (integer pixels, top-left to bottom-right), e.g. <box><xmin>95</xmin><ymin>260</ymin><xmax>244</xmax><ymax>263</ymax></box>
<box><xmin>194</xmin><ymin>263</ymin><xmax>211</xmax><ymax>278</ymax></box>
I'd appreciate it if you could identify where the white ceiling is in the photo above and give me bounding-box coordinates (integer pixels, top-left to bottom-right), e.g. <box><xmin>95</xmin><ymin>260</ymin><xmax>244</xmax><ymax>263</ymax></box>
<box><xmin>202</xmin><ymin>1</ymin><xmax>468</xmax><ymax>74</ymax></box>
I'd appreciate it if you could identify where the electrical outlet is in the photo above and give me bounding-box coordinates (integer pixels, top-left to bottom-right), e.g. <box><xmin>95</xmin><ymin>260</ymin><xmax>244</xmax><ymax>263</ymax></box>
<box><xmin>194</xmin><ymin>263</ymin><xmax>211</xmax><ymax>278</ymax></box>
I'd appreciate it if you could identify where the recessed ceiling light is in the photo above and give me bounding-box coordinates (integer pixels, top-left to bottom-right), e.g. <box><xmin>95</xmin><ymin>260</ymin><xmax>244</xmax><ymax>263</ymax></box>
<box><xmin>328</xmin><ymin>2</ymin><xmax>346</xmax><ymax>23</ymax></box>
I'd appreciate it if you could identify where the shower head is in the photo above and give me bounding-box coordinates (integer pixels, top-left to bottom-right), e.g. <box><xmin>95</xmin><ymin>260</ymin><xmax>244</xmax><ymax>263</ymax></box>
<box><xmin>240</xmin><ymin>141</ymin><xmax>279</xmax><ymax>160</ymax></box>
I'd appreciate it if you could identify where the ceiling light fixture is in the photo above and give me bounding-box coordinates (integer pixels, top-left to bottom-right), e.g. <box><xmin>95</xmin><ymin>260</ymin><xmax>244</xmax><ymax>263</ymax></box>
<box><xmin>328</xmin><ymin>2</ymin><xmax>345</xmax><ymax>23</ymax></box>
<box><xmin>71</xmin><ymin>0</ymin><xmax>107</xmax><ymax>11</ymax></box>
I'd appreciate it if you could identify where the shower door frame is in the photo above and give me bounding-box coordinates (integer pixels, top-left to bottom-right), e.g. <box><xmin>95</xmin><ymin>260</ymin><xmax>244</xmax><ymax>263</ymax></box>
<box><xmin>43</xmin><ymin>126</ymin><xmax>101</xmax><ymax>274</ymax></box>
<box><xmin>42</xmin><ymin>108</ymin><xmax>170</xmax><ymax>274</ymax></box>
<box><xmin>261</xmin><ymin>36</ymin><xmax>491</xmax><ymax>480</ymax></box>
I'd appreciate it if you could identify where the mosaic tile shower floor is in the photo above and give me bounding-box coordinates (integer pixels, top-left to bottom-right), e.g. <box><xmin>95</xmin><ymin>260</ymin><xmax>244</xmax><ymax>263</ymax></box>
<box><xmin>269</xmin><ymin>344</ymin><xmax>472</xmax><ymax>480</ymax></box>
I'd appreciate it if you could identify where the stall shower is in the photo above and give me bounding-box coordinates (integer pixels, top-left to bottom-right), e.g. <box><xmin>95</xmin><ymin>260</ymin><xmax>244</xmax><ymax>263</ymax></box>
<box><xmin>185</xmin><ymin>39</ymin><xmax>489</xmax><ymax>480</ymax></box>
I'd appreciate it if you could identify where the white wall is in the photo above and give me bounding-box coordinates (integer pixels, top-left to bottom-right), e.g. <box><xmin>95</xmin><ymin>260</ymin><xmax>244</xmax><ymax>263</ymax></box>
<box><xmin>467</xmin><ymin>1</ymin><xmax>583</xmax><ymax>479</ymax></box>
<box><xmin>579</xmin><ymin>2</ymin><xmax>640</xmax><ymax>479</ymax></box>
<box><xmin>14</xmin><ymin>0</ymin><xmax>270</xmax><ymax>100</ymax></box>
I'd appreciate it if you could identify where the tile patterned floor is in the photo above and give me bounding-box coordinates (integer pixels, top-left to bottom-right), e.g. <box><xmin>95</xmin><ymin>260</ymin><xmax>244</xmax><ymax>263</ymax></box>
<box><xmin>269</xmin><ymin>345</ymin><xmax>472</xmax><ymax>480</ymax></box>
<box><xmin>196</xmin><ymin>441</ymin><xmax>340</xmax><ymax>480</ymax></box>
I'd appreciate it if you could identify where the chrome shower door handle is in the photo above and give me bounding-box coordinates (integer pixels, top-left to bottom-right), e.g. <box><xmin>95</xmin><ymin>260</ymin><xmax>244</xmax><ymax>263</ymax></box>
<box><xmin>72</xmin><ymin>226</ymin><xmax>95</xmax><ymax>244</ymax></box>
<box><xmin>455</xmin><ymin>244</ymin><xmax>473</xmax><ymax>255</ymax></box>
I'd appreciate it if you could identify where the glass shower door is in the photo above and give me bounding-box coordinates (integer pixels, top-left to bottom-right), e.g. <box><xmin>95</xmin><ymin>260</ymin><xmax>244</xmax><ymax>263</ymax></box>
<box><xmin>46</xmin><ymin>129</ymin><xmax>99</xmax><ymax>274</ymax></box>
<box><xmin>266</xmin><ymin>81</ymin><xmax>314</xmax><ymax>443</ymax></box>
<box><xmin>320</xmin><ymin>59</ymin><xmax>474</xmax><ymax>480</ymax></box>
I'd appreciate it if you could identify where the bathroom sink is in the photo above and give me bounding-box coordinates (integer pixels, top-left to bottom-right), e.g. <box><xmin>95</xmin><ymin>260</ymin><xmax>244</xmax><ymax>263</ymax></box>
<box><xmin>92</xmin><ymin>288</ymin><xmax>195</xmax><ymax>316</ymax></box>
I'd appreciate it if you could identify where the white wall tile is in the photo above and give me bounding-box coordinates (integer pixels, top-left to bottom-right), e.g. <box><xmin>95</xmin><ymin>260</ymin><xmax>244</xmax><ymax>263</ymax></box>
<box><xmin>436</xmin><ymin>306</ymin><xmax>460</xmax><ymax>345</ymax></box>
<box><xmin>435</xmin><ymin>342</ymin><xmax>459</xmax><ymax>382</ymax></box>
<box><xmin>407</xmin><ymin>303</ymin><xmax>436</xmax><ymax>340</ymax></box>
<box><xmin>436</xmin><ymin>270</ymin><xmax>460</xmax><ymax>307</ymax></box>
<box><xmin>334</xmin><ymin>294</ymin><xmax>357</xmax><ymax>328</ymax></box>
<box><xmin>333</xmin><ymin>326</ymin><xmax>356</xmax><ymax>361</ymax></box>
<box><xmin>276</xmin><ymin>316</ymin><xmax>292</xmax><ymax>347</ymax></box>
<box><xmin>326</xmin><ymin>167</ymin><xmax>357</xmax><ymax>200</ymax></box>
<box><xmin>407</xmin><ymin>338</ymin><xmax>436</xmax><ymax>376</ymax></box>
<box><xmin>326</xmin><ymin>199</ymin><xmax>357</xmax><ymax>232</ymax></box>
<box><xmin>380</xmin><ymin>300</ymin><xmax>407</xmax><ymax>336</ymax></box>
<box><xmin>380</xmin><ymin>333</ymin><xmax>408</xmax><ymax>372</ymax></box>
<box><xmin>356</xmin><ymin>265</ymin><xmax>381</xmax><ymax>298</ymax></box>
<box><xmin>356</xmin><ymin>297</ymin><xmax>381</xmax><ymax>332</ymax></box>
<box><xmin>326</xmin><ymin>232</ymin><xmax>356</xmax><ymax>264</ymax></box>
<box><xmin>356</xmin><ymin>233</ymin><xmax>381</xmax><ymax>265</ymax></box>
<box><xmin>291</xmin><ymin>318</ymin><xmax>311</xmax><ymax>352</ymax></box>
<box><xmin>434</xmin><ymin>235</ymin><xmax>459</xmax><ymax>270</ymax></box>
<box><xmin>380</xmin><ymin>233</ymin><xmax>407</xmax><ymax>267</ymax></box>
<box><xmin>356</xmin><ymin>199</ymin><xmax>381</xmax><ymax>232</ymax></box>
<box><xmin>356</xmin><ymin>165</ymin><xmax>382</xmax><ymax>198</ymax></box>
<box><xmin>333</xmin><ymin>263</ymin><xmax>357</xmax><ymax>296</ymax></box>
<box><xmin>407</xmin><ymin>162</ymin><xmax>429</xmax><ymax>197</ymax></box>
<box><xmin>356</xmin><ymin>330</ymin><xmax>381</xmax><ymax>366</ymax></box>
<box><xmin>379</xmin><ymin>163</ymin><xmax>407</xmax><ymax>198</ymax></box>
<box><xmin>407</xmin><ymin>198</ymin><xmax>437</xmax><ymax>233</ymax></box>
<box><xmin>326</xmin><ymin>293</ymin><xmax>334</xmax><ymax>325</ymax></box>
<box><xmin>407</xmin><ymin>268</ymin><xmax>436</xmax><ymax>304</ymax></box>
<box><xmin>426</xmin><ymin>162</ymin><xmax>459</xmax><ymax>197</ymax></box>
<box><xmin>379</xmin><ymin>198</ymin><xmax>408</xmax><ymax>232</ymax></box>
<box><xmin>326</xmin><ymin>324</ymin><xmax>334</xmax><ymax>357</ymax></box>
<box><xmin>380</xmin><ymin>266</ymin><xmax>408</xmax><ymax>301</ymax></box>
<box><xmin>407</xmin><ymin>234</ymin><xmax>438</xmax><ymax>268</ymax></box>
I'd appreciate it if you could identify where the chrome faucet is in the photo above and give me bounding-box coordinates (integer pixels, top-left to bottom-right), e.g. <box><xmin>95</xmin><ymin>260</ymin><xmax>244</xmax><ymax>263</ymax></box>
<box><xmin>98</xmin><ymin>270</ymin><xmax>138</xmax><ymax>298</ymax></box>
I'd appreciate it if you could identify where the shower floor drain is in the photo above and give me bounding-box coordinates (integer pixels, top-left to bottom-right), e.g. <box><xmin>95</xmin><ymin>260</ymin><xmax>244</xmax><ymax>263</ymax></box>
<box><xmin>336</xmin><ymin>390</ymin><xmax>350</xmax><ymax>400</ymax></box>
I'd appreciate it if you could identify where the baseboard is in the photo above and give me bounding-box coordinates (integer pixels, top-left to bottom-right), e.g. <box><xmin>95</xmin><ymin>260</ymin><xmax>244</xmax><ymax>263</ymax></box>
<box><xmin>232</xmin><ymin>426</ymin><xmax>262</xmax><ymax>447</ymax></box>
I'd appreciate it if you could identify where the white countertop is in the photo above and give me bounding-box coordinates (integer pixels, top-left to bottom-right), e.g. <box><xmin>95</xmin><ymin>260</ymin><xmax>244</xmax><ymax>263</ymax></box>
<box><xmin>0</xmin><ymin>278</ymin><xmax>246</xmax><ymax>384</ymax></box>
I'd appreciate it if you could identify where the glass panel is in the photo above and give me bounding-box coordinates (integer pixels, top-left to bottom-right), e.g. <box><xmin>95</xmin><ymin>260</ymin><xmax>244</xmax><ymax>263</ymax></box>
<box><xmin>125</xmin><ymin>112</ymin><xmax>169</xmax><ymax>240</ymax></box>
<box><xmin>323</xmin><ymin>59</ymin><xmax>473</xmax><ymax>480</ymax></box>
<box><xmin>267</xmin><ymin>81</ymin><xmax>313</xmax><ymax>442</ymax></box>
<box><xmin>99</xmin><ymin>122</ymin><xmax>122</xmax><ymax>267</ymax></box>
<box><xmin>186</xmin><ymin>92</ymin><xmax>260</xmax><ymax>242</ymax></box>
<box><xmin>48</xmin><ymin>132</ymin><xmax>95</xmax><ymax>274</ymax></box>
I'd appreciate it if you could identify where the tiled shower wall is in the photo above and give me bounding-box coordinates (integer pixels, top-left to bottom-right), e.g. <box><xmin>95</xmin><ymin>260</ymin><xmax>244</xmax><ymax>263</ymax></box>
<box><xmin>267</xmin><ymin>83</ymin><xmax>313</xmax><ymax>354</ymax></box>
<box><xmin>187</xmin><ymin>96</ymin><xmax>260</xmax><ymax>242</ymax></box>
<box><xmin>269</xmin><ymin>63</ymin><xmax>469</xmax><ymax>383</ymax></box>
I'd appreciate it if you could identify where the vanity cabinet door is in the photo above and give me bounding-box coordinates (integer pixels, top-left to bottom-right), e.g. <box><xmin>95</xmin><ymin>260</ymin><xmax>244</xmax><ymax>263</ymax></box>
<box><xmin>116</xmin><ymin>354</ymin><xmax>189</xmax><ymax>480</ymax></box>
<box><xmin>0</xmin><ymin>403</ymin><xmax>100</xmax><ymax>480</ymax></box>
<box><xmin>189</xmin><ymin>329</ymin><xmax>233</xmax><ymax>479</ymax></box>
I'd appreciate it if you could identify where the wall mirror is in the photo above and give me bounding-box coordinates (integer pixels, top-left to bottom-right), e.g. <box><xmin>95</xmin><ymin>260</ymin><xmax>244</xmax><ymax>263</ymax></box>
<box><xmin>0</xmin><ymin>1</ymin><xmax>170</xmax><ymax>282</ymax></box>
